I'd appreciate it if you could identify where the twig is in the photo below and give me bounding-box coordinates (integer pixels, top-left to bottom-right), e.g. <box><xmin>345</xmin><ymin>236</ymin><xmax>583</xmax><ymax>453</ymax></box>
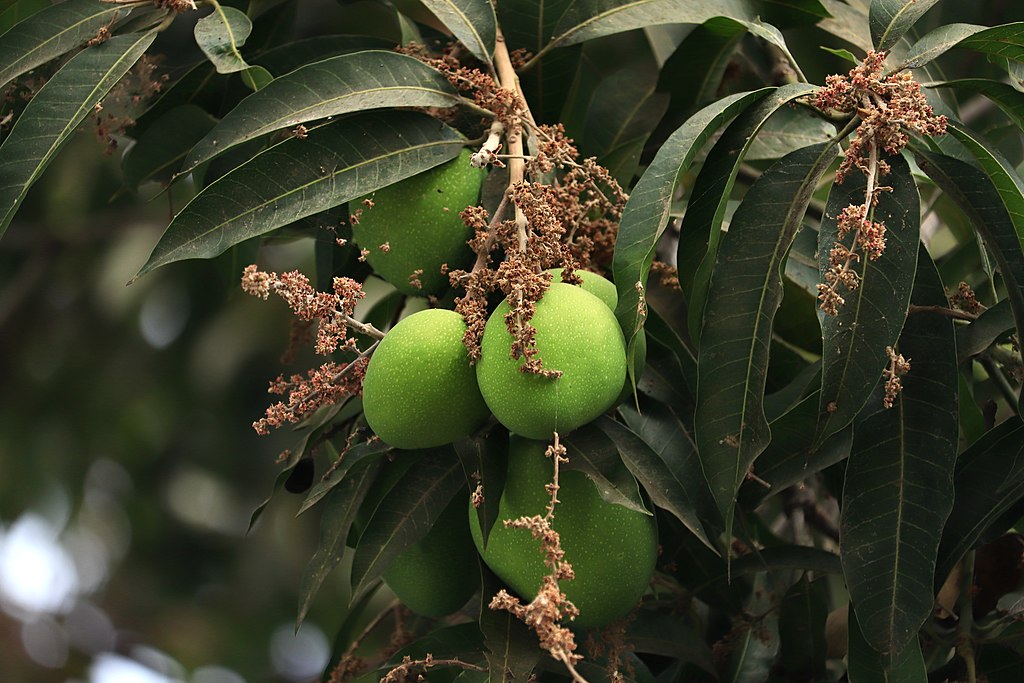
<box><xmin>908</xmin><ymin>304</ymin><xmax>978</xmax><ymax>322</ymax></box>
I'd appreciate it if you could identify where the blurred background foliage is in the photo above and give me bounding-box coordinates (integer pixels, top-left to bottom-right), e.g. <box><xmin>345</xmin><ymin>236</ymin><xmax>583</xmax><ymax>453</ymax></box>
<box><xmin>2</xmin><ymin>0</ymin><xmax>1023</xmax><ymax>681</ymax></box>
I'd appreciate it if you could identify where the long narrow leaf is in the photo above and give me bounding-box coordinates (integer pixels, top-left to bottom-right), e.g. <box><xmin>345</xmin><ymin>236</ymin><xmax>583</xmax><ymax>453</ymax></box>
<box><xmin>868</xmin><ymin>0</ymin><xmax>940</xmax><ymax>53</ymax></box>
<box><xmin>901</xmin><ymin>22</ymin><xmax>1024</xmax><ymax>70</ymax></box>
<box><xmin>420</xmin><ymin>0</ymin><xmax>496</xmax><ymax>66</ymax></box>
<box><xmin>0</xmin><ymin>0</ymin><xmax>130</xmax><ymax>87</ymax></box>
<box><xmin>694</xmin><ymin>142</ymin><xmax>838</xmax><ymax>552</ymax></box>
<box><xmin>135</xmin><ymin>111</ymin><xmax>465</xmax><ymax>278</ymax></box>
<box><xmin>816</xmin><ymin>153</ymin><xmax>920</xmax><ymax>443</ymax></box>
<box><xmin>184</xmin><ymin>51</ymin><xmax>461</xmax><ymax>171</ymax></box>
<box><xmin>841</xmin><ymin>248</ymin><xmax>958</xmax><ymax>656</ymax></box>
<box><xmin>0</xmin><ymin>31</ymin><xmax>156</xmax><ymax>238</ymax></box>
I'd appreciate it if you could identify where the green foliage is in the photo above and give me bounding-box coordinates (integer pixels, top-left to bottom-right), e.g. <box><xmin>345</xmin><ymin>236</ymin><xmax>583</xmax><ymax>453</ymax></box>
<box><xmin>5</xmin><ymin>0</ymin><xmax>1024</xmax><ymax>681</ymax></box>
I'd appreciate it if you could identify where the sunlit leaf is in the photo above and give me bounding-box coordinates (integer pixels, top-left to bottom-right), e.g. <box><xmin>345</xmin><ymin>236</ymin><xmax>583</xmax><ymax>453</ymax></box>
<box><xmin>612</xmin><ymin>89</ymin><xmax>772</xmax><ymax>355</ymax></box>
<box><xmin>0</xmin><ymin>0</ymin><xmax>131</xmax><ymax>88</ymax></box>
<box><xmin>136</xmin><ymin>111</ymin><xmax>465</xmax><ymax>278</ymax></box>
<box><xmin>694</xmin><ymin>142</ymin><xmax>837</xmax><ymax>552</ymax></box>
<box><xmin>420</xmin><ymin>0</ymin><xmax>496</xmax><ymax>66</ymax></box>
<box><xmin>0</xmin><ymin>31</ymin><xmax>156</xmax><ymax>238</ymax></box>
<box><xmin>817</xmin><ymin>153</ymin><xmax>920</xmax><ymax>443</ymax></box>
<box><xmin>185</xmin><ymin>51</ymin><xmax>461</xmax><ymax>171</ymax></box>
<box><xmin>194</xmin><ymin>4</ymin><xmax>253</xmax><ymax>75</ymax></box>
<box><xmin>841</xmin><ymin>248</ymin><xmax>958</xmax><ymax>656</ymax></box>
<box><xmin>868</xmin><ymin>0</ymin><xmax>940</xmax><ymax>52</ymax></box>
<box><xmin>350</xmin><ymin>446</ymin><xmax>464</xmax><ymax>596</ymax></box>
<box><xmin>297</xmin><ymin>459</ymin><xmax>380</xmax><ymax>627</ymax></box>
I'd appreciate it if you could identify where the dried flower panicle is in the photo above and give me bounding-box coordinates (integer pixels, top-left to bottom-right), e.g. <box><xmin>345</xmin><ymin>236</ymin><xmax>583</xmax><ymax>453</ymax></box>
<box><xmin>92</xmin><ymin>55</ymin><xmax>168</xmax><ymax>155</ymax></box>
<box><xmin>489</xmin><ymin>435</ymin><xmax>585</xmax><ymax>678</ymax></box>
<box><xmin>950</xmin><ymin>281</ymin><xmax>984</xmax><ymax>315</ymax></box>
<box><xmin>241</xmin><ymin>265</ymin><xmax>381</xmax><ymax>435</ymax></box>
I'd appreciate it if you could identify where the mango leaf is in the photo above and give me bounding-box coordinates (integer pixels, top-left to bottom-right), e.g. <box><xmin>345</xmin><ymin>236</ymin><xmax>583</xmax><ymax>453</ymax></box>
<box><xmin>693</xmin><ymin>546</ymin><xmax>844</xmax><ymax>593</ymax></box>
<box><xmin>657</xmin><ymin>18</ymin><xmax>746</xmax><ymax>119</ymax></box>
<box><xmin>694</xmin><ymin>142</ymin><xmax>838</xmax><ymax>553</ymax></box>
<box><xmin>0</xmin><ymin>0</ymin><xmax>131</xmax><ymax>88</ymax></box>
<box><xmin>722</xmin><ymin>573</ymin><xmax>779</xmax><ymax>683</ymax></box>
<box><xmin>256</xmin><ymin>34</ymin><xmax>394</xmax><ymax>75</ymax></box>
<box><xmin>816</xmin><ymin>153</ymin><xmax>920</xmax><ymax>443</ymax></box>
<box><xmin>420</xmin><ymin>0</ymin><xmax>496</xmax><ymax>66</ymax></box>
<box><xmin>929</xmin><ymin>79</ymin><xmax>1024</xmax><ymax>131</ymax></box>
<box><xmin>914</xmin><ymin>137</ymin><xmax>1024</xmax><ymax>408</ymax></box>
<box><xmin>562</xmin><ymin>425</ymin><xmax>651</xmax><ymax>514</ymax></box>
<box><xmin>0</xmin><ymin>0</ymin><xmax>49</xmax><ymax>35</ymax></box>
<box><xmin>194</xmin><ymin>4</ymin><xmax>254</xmax><ymax>75</ymax></box>
<box><xmin>777</xmin><ymin>575</ymin><xmax>829</xmax><ymax>680</ymax></box>
<box><xmin>935</xmin><ymin>418</ymin><xmax>1024</xmax><ymax>589</ymax></box>
<box><xmin>868</xmin><ymin>0</ymin><xmax>940</xmax><ymax>52</ymax></box>
<box><xmin>135</xmin><ymin>111</ymin><xmax>465</xmax><ymax>278</ymax></box>
<box><xmin>184</xmin><ymin>51</ymin><xmax>461</xmax><ymax>171</ymax></box>
<box><xmin>542</xmin><ymin>0</ymin><xmax>757</xmax><ymax>55</ymax></box>
<box><xmin>900</xmin><ymin>23</ymin><xmax>1024</xmax><ymax>70</ymax></box>
<box><xmin>297</xmin><ymin>459</ymin><xmax>380</xmax><ymax>627</ymax></box>
<box><xmin>454</xmin><ymin>431</ymin><xmax>507</xmax><ymax>550</ymax></box>
<box><xmin>956</xmin><ymin>298</ymin><xmax>1014</xmax><ymax>363</ymax></box>
<box><xmin>744</xmin><ymin>106</ymin><xmax>836</xmax><ymax>161</ymax></box>
<box><xmin>122</xmin><ymin>104</ymin><xmax>218</xmax><ymax>189</ymax></box>
<box><xmin>299</xmin><ymin>440</ymin><xmax>391</xmax><ymax>514</ymax></box>
<box><xmin>847</xmin><ymin>606</ymin><xmax>927</xmax><ymax>682</ymax></box>
<box><xmin>678</xmin><ymin>83</ymin><xmax>817</xmax><ymax>344</ymax></box>
<box><xmin>599</xmin><ymin>412</ymin><xmax>716</xmax><ymax>547</ymax></box>
<box><xmin>479</xmin><ymin>566</ymin><xmax>539</xmax><ymax>683</ymax></box>
<box><xmin>840</xmin><ymin>248</ymin><xmax>958</xmax><ymax>656</ymax></box>
<box><xmin>0</xmin><ymin>31</ymin><xmax>156</xmax><ymax>238</ymax></box>
<box><xmin>350</xmin><ymin>446</ymin><xmax>464</xmax><ymax>596</ymax></box>
<box><xmin>612</xmin><ymin>89</ymin><xmax>772</xmax><ymax>353</ymax></box>
<box><xmin>819</xmin><ymin>0</ymin><xmax>872</xmax><ymax>53</ymax></box>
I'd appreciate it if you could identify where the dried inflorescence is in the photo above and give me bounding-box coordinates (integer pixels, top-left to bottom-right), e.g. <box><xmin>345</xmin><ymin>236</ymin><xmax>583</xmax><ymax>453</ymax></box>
<box><xmin>950</xmin><ymin>281</ymin><xmax>984</xmax><ymax>315</ymax></box>
<box><xmin>241</xmin><ymin>265</ymin><xmax>381</xmax><ymax>434</ymax></box>
<box><xmin>489</xmin><ymin>435</ymin><xmax>586</xmax><ymax>681</ymax></box>
<box><xmin>814</xmin><ymin>51</ymin><xmax>946</xmax><ymax>317</ymax></box>
<box><xmin>92</xmin><ymin>55</ymin><xmax>168</xmax><ymax>155</ymax></box>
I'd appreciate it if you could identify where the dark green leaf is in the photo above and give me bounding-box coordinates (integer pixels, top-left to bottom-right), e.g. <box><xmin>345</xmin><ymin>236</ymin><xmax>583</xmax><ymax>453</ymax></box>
<box><xmin>657</xmin><ymin>17</ymin><xmax>746</xmax><ymax>117</ymax></box>
<box><xmin>350</xmin><ymin>446</ymin><xmax>464</xmax><ymax>596</ymax></box>
<box><xmin>299</xmin><ymin>440</ymin><xmax>391</xmax><ymax>514</ymax></box>
<box><xmin>479</xmin><ymin>566</ymin><xmax>539</xmax><ymax>683</ymax></box>
<box><xmin>194</xmin><ymin>4</ymin><xmax>254</xmax><ymax>75</ymax></box>
<box><xmin>545</xmin><ymin>0</ymin><xmax>757</xmax><ymax>53</ymax></box>
<box><xmin>185</xmin><ymin>51</ymin><xmax>461</xmax><ymax>171</ymax></box>
<box><xmin>0</xmin><ymin>0</ymin><xmax>130</xmax><ymax>87</ymax></box>
<box><xmin>902</xmin><ymin>22</ymin><xmax>1024</xmax><ymax>70</ymax></box>
<box><xmin>929</xmin><ymin>80</ymin><xmax>1024</xmax><ymax>132</ymax></box>
<box><xmin>679</xmin><ymin>83</ymin><xmax>818</xmax><ymax>343</ymax></box>
<box><xmin>821</xmin><ymin>46</ymin><xmax>859</xmax><ymax>63</ymax></box>
<box><xmin>819</xmin><ymin>0</ymin><xmax>872</xmax><ymax>53</ymax></box>
<box><xmin>612</xmin><ymin>89</ymin><xmax>772</xmax><ymax>353</ymax></box>
<box><xmin>935</xmin><ymin>418</ymin><xmax>1024</xmax><ymax>588</ymax></box>
<box><xmin>722</xmin><ymin>574</ymin><xmax>780</xmax><ymax>683</ymax></box>
<box><xmin>745</xmin><ymin>106</ymin><xmax>836</xmax><ymax>161</ymax></box>
<box><xmin>256</xmin><ymin>35</ymin><xmax>395</xmax><ymax>75</ymax></box>
<box><xmin>297</xmin><ymin>459</ymin><xmax>380</xmax><ymax>627</ymax></box>
<box><xmin>914</xmin><ymin>137</ymin><xmax>1024</xmax><ymax>410</ymax></box>
<box><xmin>868</xmin><ymin>0</ymin><xmax>940</xmax><ymax>53</ymax></box>
<box><xmin>900</xmin><ymin>23</ymin><xmax>988</xmax><ymax>69</ymax></box>
<box><xmin>847</xmin><ymin>606</ymin><xmax>926</xmax><ymax>682</ymax></box>
<box><xmin>0</xmin><ymin>31</ymin><xmax>156</xmax><ymax>238</ymax></box>
<box><xmin>600</xmin><ymin>412</ymin><xmax>716</xmax><ymax>546</ymax></box>
<box><xmin>135</xmin><ymin>111</ymin><xmax>465</xmax><ymax>278</ymax></box>
<box><xmin>455</xmin><ymin>431</ymin><xmax>508</xmax><ymax>550</ymax></box>
<box><xmin>840</xmin><ymin>248</ymin><xmax>958</xmax><ymax>656</ymax></box>
<box><xmin>817</xmin><ymin>153</ymin><xmax>920</xmax><ymax>443</ymax></box>
<box><xmin>627</xmin><ymin>612</ymin><xmax>714</xmax><ymax>672</ymax></box>
<box><xmin>777</xmin><ymin>576</ymin><xmax>829</xmax><ymax>679</ymax></box>
<box><xmin>420</xmin><ymin>0</ymin><xmax>496</xmax><ymax>66</ymax></box>
<box><xmin>0</xmin><ymin>0</ymin><xmax>49</xmax><ymax>35</ymax></box>
<box><xmin>956</xmin><ymin>298</ymin><xmax>1014</xmax><ymax>363</ymax></box>
<box><xmin>562</xmin><ymin>424</ymin><xmax>651</xmax><ymax>514</ymax></box>
<box><xmin>122</xmin><ymin>104</ymin><xmax>217</xmax><ymax>189</ymax></box>
<box><xmin>694</xmin><ymin>142</ymin><xmax>838</xmax><ymax>551</ymax></box>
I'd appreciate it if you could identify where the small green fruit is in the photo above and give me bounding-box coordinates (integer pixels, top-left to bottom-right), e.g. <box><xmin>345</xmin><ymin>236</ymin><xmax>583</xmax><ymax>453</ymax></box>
<box><xmin>469</xmin><ymin>436</ymin><xmax>657</xmax><ymax>629</ymax></box>
<box><xmin>545</xmin><ymin>268</ymin><xmax>617</xmax><ymax>310</ymax></box>
<box><xmin>362</xmin><ymin>308</ymin><xmax>489</xmax><ymax>449</ymax></box>
<box><xmin>385</xmin><ymin>491</ymin><xmax>479</xmax><ymax>617</ymax></box>
<box><xmin>351</xmin><ymin>149</ymin><xmax>484</xmax><ymax>296</ymax></box>
<box><xmin>476</xmin><ymin>283</ymin><xmax>626</xmax><ymax>440</ymax></box>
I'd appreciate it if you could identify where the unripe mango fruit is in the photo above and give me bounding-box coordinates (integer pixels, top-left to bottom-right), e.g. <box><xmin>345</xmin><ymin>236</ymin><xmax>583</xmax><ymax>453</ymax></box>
<box><xmin>545</xmin><ymin>268</ymin><xmax>617</xmax><ymax>310</ymax></box>
<box><xmin>351</xmin><ymin>149</ymin><xmax>484</xmax><ymax>295</ymax></box>
<box><xmin>469</xmin><ymin>436</ymin><xmax>657</xmax><ymax>629</ymax></box>
<box><xmin>475</xmin><ymin>283</ymin><xmax>626</xmax><ymax>440</ymax></box>
<box><xmin>384</xmin><ymin>490</ymin><xmax>479</xmax><ymax>617</ymax></box>
<box><xmin>362</xmin><ymin>308</ymin><xmax>489</xmax><ymax>449</ymax></box>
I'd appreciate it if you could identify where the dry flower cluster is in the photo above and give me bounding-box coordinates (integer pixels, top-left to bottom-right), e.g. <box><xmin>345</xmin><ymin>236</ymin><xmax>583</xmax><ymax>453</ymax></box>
<box><xmin>814</xmin><ymin>50</ymin><xmax>946</xmax><ymax>317</ymax></box>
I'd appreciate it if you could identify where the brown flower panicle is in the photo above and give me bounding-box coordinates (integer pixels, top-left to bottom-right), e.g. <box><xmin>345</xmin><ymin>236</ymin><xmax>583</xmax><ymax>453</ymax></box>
<box><xmin>241</xmin><ymin>265</ymin><xmax>383</xmax><ymax>434</ymax></box>
<box><xmin>882</xmin><ymin>345</ymin><xmax>911</xmax><ymax>409</ymax></box>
